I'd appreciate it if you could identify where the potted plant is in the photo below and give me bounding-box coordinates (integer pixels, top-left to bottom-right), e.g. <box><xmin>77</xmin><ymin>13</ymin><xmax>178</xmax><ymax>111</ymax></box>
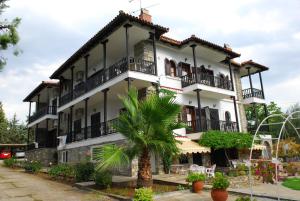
<box><xmin>186</xmin><ymin>172</ymin><xmax>206</xmax><ymax>193</ymax></box>
<box><xmin>211</xmin><ymin>172</ymin><xmax>230</xmax><ymax>201</ymax></box>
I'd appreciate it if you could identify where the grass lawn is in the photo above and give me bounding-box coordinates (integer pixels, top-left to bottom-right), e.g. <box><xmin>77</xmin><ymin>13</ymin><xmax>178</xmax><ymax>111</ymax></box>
<box><xmin>282</xmin><ymin>178</ymin><xmax>300</xmax><ymax>190</ymax></box>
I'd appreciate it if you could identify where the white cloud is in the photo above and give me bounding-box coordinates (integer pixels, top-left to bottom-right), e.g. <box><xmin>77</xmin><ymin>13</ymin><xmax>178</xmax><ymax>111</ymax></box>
<box><xmin>0</xmin><ymin>60</ymin><xmax>63</xmax><ymax>122</ymax></box>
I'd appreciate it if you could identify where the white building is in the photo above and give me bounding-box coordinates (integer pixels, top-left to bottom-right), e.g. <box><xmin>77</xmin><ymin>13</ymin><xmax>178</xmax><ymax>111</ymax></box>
<box><xmin>24</xmin><ymin>9</ymin><xmax>269</xmax><ymax>172</ymax></box>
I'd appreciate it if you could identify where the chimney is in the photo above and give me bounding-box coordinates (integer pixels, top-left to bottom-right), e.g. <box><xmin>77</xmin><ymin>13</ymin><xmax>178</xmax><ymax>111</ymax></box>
<box><xmin>139</xmin><ymin>8</ymin><xmax>152</xmax><ymax>23</ymax></box>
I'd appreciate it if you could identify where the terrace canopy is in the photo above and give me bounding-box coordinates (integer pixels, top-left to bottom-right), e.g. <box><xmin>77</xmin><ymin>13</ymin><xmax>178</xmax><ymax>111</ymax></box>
<box><xmin>176</xmin><ymin>137</ymin><xmax>210</xmax><ymax>154</ymax></box>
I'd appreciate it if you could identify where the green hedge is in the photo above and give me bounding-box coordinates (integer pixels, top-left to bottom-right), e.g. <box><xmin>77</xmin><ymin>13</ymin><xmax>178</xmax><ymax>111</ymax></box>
<box><xmin>48</xmin><ymin>164</ymin><xmax>75</xmax><ymax>179</ymax></box>
<box><xmin>199</xmin><ymin>130</ymin><xmax>253</xmax><ymax>150</ymax></box>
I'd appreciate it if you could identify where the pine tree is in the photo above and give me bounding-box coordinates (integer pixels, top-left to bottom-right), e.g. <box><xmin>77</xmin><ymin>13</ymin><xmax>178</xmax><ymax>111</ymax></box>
<box><xmin>0</xmin><ymin>101</ymin><xmax>9</xmax><ymax>143</ymax></box>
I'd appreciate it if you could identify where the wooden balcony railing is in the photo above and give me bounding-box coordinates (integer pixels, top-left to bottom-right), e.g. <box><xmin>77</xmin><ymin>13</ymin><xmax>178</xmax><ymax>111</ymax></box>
<box><xmin>29</xmin><ymin>106</ymin><xmax>57</xmax><ymax>123</ymax></box>
<box><xmin>185</xmin><ymin>119</ymin><xmax>238</xmax><ymax>133</ymax></box>
<box><xmin>59</xmin><ymin>58</ymin><xmax>155</xmax><ymax>106</ymax></box>
<box><xmin>242</xmin><ymin>88</ymin><xmax>264</xmax><ymax>99</ymax></box>
<box><xmin>181</xmin><ymin>73</ymin><xmax>233</xmax><ymax>91</ymax></box>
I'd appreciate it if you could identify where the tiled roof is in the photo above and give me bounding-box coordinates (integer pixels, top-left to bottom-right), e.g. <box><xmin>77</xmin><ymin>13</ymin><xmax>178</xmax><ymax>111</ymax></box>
<box><xmin>50</xmin><ymin>10</ymin><xmax>169</xmax><ymax>79</ymax></box>
<box><xmin>160</xmin><ymin>35</ymin><xmax>241</xmax><ymax>58</ymax></box>
<box><xmin>241</xmin><ymin>60</ymin><xmax>269</xmax><ymax>71</ymax></box>
<box><xmin>23</xmin><ymin>80</ymin><xmax>59</xmax><ymax>102</ymax></box>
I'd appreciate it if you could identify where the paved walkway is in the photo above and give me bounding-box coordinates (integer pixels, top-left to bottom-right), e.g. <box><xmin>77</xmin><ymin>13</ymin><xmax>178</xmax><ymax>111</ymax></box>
<box><xmin>0</xmin><ymin>164</ymin><xmax>114</xmax><ymax>201</ymax></box>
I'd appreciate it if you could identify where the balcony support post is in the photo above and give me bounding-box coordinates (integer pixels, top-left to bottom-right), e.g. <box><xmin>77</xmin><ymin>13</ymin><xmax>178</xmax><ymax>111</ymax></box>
<box><xmin>190</xmin><ymin>44</ymin><xmax>198</xmax><ymax>83</ymax></box>
<box><xmin>124</xmin><ymin>24</ymin><xmax>132</xmax><ymax>70</ymax></box>
<box><xmin>102</xmin><ymin>88</ymin><xmax>109</xmax><ymax>135</ymax></box>
<box><xmin>247</xmin><ymin>67</ymin><xmax>254</xmax><ymax>97</ymax></box>
<box><xmin>37</xmin><ymin>94</ymin><xmax>40</xmax><ymax>111</ymax></box>
<box><xmin>71</xmin><ymin>66</ymin><xmax>74</xmax><ymax>99</ymax></box>
<box><xmin>57</xmin><ymin>112</ymin><xmax>62</xmax><ymax>141</ymax></box>
<box><xmin>227</xmin><ymin>58</ymin><xmax>235</xmax><ymax>91</ymax></box>
<box><xmin>258</xmin><ymin>71</ymin><xmax>265</xmax><ymax>99</ymax></box>
<box><xmin>195</xmin><ymin>89</ymin><xmax>202</xmax><ymax>131</ymax></box>
<box><xmin>84</xmin><ymin>54</ymin><xmax>89</xmax><ymax>92</ymax></box>
<box><xmin>27</xmin><ymin>128</ymin><xmax>30</xmax><ymax>150</ymax></box>
<box><xmin>231</xmin><ymin>96</ymin><xmax>240</xmax><ymax>132</ymax></box>
<box><xmin>101</xmin><ymin>39</ymin><xmax>108</xmax><ymax>69</ymax></box>
<box><xmin>28</xmin><ymin>101</ymin><xmax>32</xmax><ymax>123</ymax></box>
<box><xmin>35</xmin><ymin>123</ymin><xmax>38</xmax><ymax>144</ymax></box>
<box><xmin>150</xmin><ymin>32</ymin><xmax>157</xmax><ymax>75</ymax></box>
<box><xmin>46</xmin><ymin>119</ymin><xmax>49</xmax><ymax>147</ymax></box>
<box><xmin>59</xmin><ymin>77</ymin><xmax>62</xmax><ymax>106</ymax></box>
<box><xmin>84</xmin><ymin>98</ymin><xmax>89</xmax><ymax>139</ymax></box>
<box><xmin>252</xmin><ymin>103</ymin><xmax>258</xmax><ymax>128</ymax></box>
<box><xmin>70</xmin><ymin>106</ymin><xmax>73</xmax><ymax>142</ymax></box>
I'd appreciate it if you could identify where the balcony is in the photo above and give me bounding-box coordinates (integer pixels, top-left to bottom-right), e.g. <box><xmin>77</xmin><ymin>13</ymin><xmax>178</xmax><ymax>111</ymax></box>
<box><xmin>60</xmin><ymin>58</ymin><xmax>156</xmax><ymax>107</ymax></box>
<box><xmin>29</xmin><ymin>106</ymin><xmax>57</xmax><ymax>123</ymax></box>
<box><xmin>65</xmin><ymin>118</ymin><xmax>119</xmax><ymax>144</ymax></box>
<box><xmin>185</xmin><ymin>119</ymin><xmax>238</xmax><ymax>133</ymax></box>
<box><xmin>181</xmin><ymin>73</ymin><xmax>235</xmax><ymax>98</ymax></box>
<box><xmin>242</xmin><ymin>88</ymin><xmax>265</xmax><ymax>104</ymax></box>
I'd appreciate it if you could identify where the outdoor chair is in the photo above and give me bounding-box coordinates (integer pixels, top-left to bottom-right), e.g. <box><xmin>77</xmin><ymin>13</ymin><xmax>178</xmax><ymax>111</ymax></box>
<box><xmin>206</xmin><ymin>164</ymin><xmax>216</xmax><ymax>177</ymax></box>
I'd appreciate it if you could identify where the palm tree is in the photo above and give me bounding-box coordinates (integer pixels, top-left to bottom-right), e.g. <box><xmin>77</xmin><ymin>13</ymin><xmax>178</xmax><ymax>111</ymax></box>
<box><xmin>95</xmin><ymin>87</ymin><xmax>182</xmax><ymax>187</ymax></box>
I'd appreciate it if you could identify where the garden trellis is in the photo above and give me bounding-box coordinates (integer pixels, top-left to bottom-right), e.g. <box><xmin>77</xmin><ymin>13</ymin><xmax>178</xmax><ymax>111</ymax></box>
<box><xmin>248</xmin><ymin>111</ymin><xmax>300</xmax><ymax>201</ymax></box>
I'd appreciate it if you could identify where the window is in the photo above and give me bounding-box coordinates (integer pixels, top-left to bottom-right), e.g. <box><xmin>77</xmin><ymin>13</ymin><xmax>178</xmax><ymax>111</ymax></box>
<box><xmin>179</xmin><ymin>154</ymin><xmax>189</xmax><ymax>164</ymax></box>
<box><xmin>170</xmin><ymin>60</ymin><xmax>177</xmax><ymax>77</ymax></box>
<box><xmin>165</xmin><ymin>58</ymin><xmax>171</xmax><ymax>75</ymax></box>
<box><xmin>61</xmin><ymin>151</ymin><xmax>68</xmax><ymax>163</ymax></box>
<box><xmin>225</xmin><ymin>111</ymin><xmax>231</xmax><ymax>123</ymax></box>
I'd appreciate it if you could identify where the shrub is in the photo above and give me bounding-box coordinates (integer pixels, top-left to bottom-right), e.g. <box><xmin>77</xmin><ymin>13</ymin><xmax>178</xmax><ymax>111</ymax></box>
<box><xmin>186</xmin><ymin>172</ymin><xmax>206</xmax><ymax>183</ymax></box>
<box><xmin>238</xmin><ymin>170</ymin><xmax>246</xmax><ymax>176</ymax></box>
<box><xmin>199</xmin><ymin>130</ymin><xmax>253</xmax><ymax>149</ymax></box>
<box><xmin>228</xmin><ymin>169</ymin><xmax>238</xmax><ymax>177</ymax></box>
<box><xmin>255</xmin><ymin>160</ymin><xmax>276</xmax><ymax>184</ymax></box>
<box><xmin>286</xmin><ymin>163</ymin><xmax>297</xmax><ymax>176</ymax></box>
<box><xmin>48</xmin><ymin>164</ymin><xmax>75</xmax><ymax>179</ymax></box>
<box><xmin>24</xmin><ymin>161</ymin><xmax>42</xmax><ymax>173</ymax></box>
<box><xmin>235</xmin><ymin>196</ymin><xmax>257</xmax><ymax>201</ymax></box>
<box><xmin>94</xmin><ymin>171</ymin><xmax>112</xmax><ymax>187</ymax></box>
<box><xmin>3</xmin><ymin>157</ymin><xmax>17</xmax><ymax>168</ymax></box>
<box><xmin>212</xmin><ymin>172</ymin><xmax>230</xmax><ymax>190</ymax></box>
<box><xmin>133</xmin><ymin>187</ymin><xmax>153</xmax><ymax>201</ymax></box>
<box><xmin>74</xmin><ymin>162</ymin><xmax>94</xmax><ymax>182</ymax></box>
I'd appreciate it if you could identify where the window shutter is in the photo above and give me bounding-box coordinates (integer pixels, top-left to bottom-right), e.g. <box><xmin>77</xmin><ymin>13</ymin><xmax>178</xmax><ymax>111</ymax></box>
<box><xmin>181</xmin><ymin>106</ymin><xmax>187</xmax><ymax>122</ymax></box>
<box><xmin>165</xmin><ymin>59</ymin><xmax>171</xmax><ymax>75</ymax></box>
<box><xmin>177</xmin><ymin>62</ymin><xmax>182</xmax><ymax>77</ymax></box>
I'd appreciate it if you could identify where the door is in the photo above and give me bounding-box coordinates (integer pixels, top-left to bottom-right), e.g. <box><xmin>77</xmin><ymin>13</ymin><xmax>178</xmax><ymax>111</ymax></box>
<box><xmin>51</xmin><ymin>98</ymin><xmax>57</xmax><ymax>114</ymax></box>
<box><xmin>181</xmin><ymin>63</ymin><xmax>191</xmax><ymax>76</ymax></box>
<box><xmin>186</xmin><ymin>106</ymin><xmax>196</xmax><ymax>132</ymax></box>
<box><xmin>192</xmin><ymin>153</ymin><xmax>202</xmax><ymax>166</ymax></box>
<box><xmin>74</xmin><ymin>119</ymin><xmax>81</xmax><ymax>140</ymax></box>
<box><xmin>91</xmin><ymin>112</ymin><xmax>101</xmax><ymax>138</ymax></box>
<box><xmin>209</xmin><ymin>108</ymin><xmax>220</xmax><ymax>130</ymax></box>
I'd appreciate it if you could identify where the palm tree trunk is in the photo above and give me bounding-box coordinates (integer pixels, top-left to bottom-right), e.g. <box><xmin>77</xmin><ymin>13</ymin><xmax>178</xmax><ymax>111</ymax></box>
<box><xmin>137</xmin><ymin>147</ymin><xmax>153</xmax><ymax>188</ymax></box>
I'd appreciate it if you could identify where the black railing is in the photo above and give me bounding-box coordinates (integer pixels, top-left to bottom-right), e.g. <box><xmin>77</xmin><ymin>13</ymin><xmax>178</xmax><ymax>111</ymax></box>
<box><xmin>181</xmin><ymin>73</ymin><xmax>233</xmax><ymax>90</ymax></box>
<box><xmin>185</xmin><ymin>119</ymin><xmax>238</xmax><ymax>133</ymax></box>
<box><xmin>59</xmin><ymin>58</ymin><xmax>155</xmax><ymax>106</ymax></box>
<box><xmin>242</xmin><ymin>88</ymin><xmax>264</xmax><ymax>99</ymax></box>
<box><xmin>29</xmin><ymin>106</ymin><xmax>57</xmax><ymax>123</ymax></box>
<box><xmin>65</xmin><ymin>118</ymin><xmax>119</xmax><ymax>144</ymax></box>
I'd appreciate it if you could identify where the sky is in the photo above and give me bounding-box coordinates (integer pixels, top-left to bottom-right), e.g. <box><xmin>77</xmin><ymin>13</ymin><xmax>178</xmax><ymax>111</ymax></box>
<box><xmin>0</xmin><ymin>0</ymin><xmax>300</xmax><ymax>123</ymax></box>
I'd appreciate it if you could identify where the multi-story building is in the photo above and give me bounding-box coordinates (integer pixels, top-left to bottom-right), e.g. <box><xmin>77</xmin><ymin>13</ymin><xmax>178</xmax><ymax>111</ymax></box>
<box><xmin>24</xmin><ymin>10</ymin><xmax>269</xmax><ymax>173</ymax></box>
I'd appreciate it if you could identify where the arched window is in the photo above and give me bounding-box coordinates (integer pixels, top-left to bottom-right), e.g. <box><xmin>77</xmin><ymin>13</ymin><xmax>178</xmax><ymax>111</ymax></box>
<box><xmin>165</xmin><ymin>58</ymin><xmax>171</xmax><ymax>76</ymax></box>
<box><xmin>170</xmin><ymin>60</ymin><xmax>177</xmax><ymax>77</ymax></box>
<box><xmin>225</xmin><ymin>111</ymin><xmax>231</xmax><ymax>123</ymax></box>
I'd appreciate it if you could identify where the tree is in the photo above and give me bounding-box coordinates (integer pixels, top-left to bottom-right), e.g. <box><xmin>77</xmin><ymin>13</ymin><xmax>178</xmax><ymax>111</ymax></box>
<box><xmin>95</xmin><ymin>88</ymin><xmax>182</xmax><ymax>187</ymax></box>
<box><xmin>0</xmin><ymin>0</ymin><xmax>21</xmax><ymax>70</ymax></box>
<box><xmin>0</xmin><ymin>101</ymin><xmax>9</xmax><ymax>142</ymax></box>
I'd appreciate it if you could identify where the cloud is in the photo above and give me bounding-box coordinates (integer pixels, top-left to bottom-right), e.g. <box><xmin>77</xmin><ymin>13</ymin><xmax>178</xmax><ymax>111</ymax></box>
<box><xmin>0</xmin><ymin>0</ymin><xmax>299</xmax><ymax>122</ymax></box>
<box><xmin>0</xmin><ymin>60</ymin><xmax>63</xmax><ymax>123</ymax></box>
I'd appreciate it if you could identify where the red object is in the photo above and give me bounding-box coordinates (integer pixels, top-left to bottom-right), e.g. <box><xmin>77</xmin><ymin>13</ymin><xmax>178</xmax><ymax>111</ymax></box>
<box><xmin>0</xmin><ymin>151</ymin><xmax>11</xmax><ymax>159</ymax></box>
<box><xmin>192</xmin><ymin>181</ymin><xmax>204</xmax><ymax>193</ymax></box>
<box><xmin>211</xmin><ymin>189</ymin><xmax>229</xmax><ymax>201</ymax></box>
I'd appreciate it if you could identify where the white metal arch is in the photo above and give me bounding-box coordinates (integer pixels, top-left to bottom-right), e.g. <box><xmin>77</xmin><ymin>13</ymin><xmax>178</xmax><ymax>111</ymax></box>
<box><xmin>248</xmin><ymin>111</ymin><xmax>300</xmax><ymax>201</ymax></box>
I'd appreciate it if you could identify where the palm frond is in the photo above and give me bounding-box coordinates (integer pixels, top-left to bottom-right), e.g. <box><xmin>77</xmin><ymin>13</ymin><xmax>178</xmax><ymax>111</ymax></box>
<box><xmin>95</xmin><ymin>144</ymin><xmax>130</xmax><ymax>172</ymax></box>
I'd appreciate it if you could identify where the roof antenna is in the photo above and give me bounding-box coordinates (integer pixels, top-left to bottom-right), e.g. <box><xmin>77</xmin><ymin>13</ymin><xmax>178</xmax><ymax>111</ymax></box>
<box><xmin>129</xmin><ymin>0</ymin><xmax>159</xmax><ymax>15</ymax></box>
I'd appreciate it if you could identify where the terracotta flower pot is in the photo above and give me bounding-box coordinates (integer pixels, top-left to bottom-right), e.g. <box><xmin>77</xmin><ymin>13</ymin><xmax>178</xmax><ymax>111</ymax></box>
<box><xmin>192</xmin><ymin>181</ymin><xmax>204</xmax><ymax>193</ymax></box>
<box><xmin>211</xmin><ymin>189</ymin><xmax>228</xmax><ymax>201</ymax></box>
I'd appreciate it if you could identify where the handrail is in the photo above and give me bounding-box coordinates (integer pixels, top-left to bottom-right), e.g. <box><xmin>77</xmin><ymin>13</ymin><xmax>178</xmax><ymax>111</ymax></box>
<box><xmin>59</xmin><ymin>58</ymin><xmax>155</xmax><ymax>107</ymax></box>
<box><xmin>65</xmin><ymin>118</ymin><xmax>119</xmax><ymax>144</ymax></box>
<box><xmin>181</xmin><ymin>73</ymin><xmax>233</xmax><ymax>91</ymax></box>
<box><xmin>185</xmin><ymin>119</ymin><xmax>238</xmax><ymax>133</ymax></box>
<box><xmin>29</xmin><ymin>106</ymin><xmax>57</xmax><ymax>123</ymax></box>
<box><xmin>242</xmin><ymin>88</ymin><xmax>264</xmax><ymax>99</ymax></box>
